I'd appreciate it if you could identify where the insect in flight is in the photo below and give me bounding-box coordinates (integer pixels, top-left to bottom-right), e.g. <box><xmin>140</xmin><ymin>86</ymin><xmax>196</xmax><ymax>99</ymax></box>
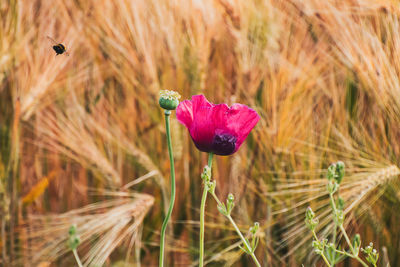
<box><xmin>47</xmin><ymin>36</ymin><xmax>69</xmax><ymax>56</ymax></box>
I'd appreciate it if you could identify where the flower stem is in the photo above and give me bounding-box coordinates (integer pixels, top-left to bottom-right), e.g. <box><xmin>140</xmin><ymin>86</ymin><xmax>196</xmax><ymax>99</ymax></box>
<box><xmin>335</xmin><ymin>248</ymin><xmax>371</xmax><ymax>266</ymax></box>
<box><xmin>329</xmin><ymin>194</ymin><xmax>337</xmax><ymax>266</ymax></box>
<box><xmin>334</xmin><ymin>248</ymin><xmax>355</xmax><ymax>258</ymax></box>
<box><xmin>311</xmin><ymin>230</ymin><xmax>331</xmax><ymax>267</ymax></box>
<box><xmin>339</xmin><ymin>225</ymin><xmax>355</xmax><ymax>254</ymax></box>
<box><xmin>338</xmin><ymin>225</ymin><xmax>369</xmax><ymax>267</ymax></box>
<box><xmin>208</xmin><ymin>153</ymin><xmax>213</xmax><ymax>171</ymax></box>
<box><xmin>199</xmin><ymin>183</ymin><xmax>208</xmax><ymax>266</ymax></box>
<box><xmin>72</xmin><ymin>249</ymin><xmax>83</xmax><ymax>267</ymax></box>
<box><xmin>159</xmin><ymin>110</ymin><xmax>176</xmax><ymax>267</ymax></box>
<box><xmin>209</xmin><ymin>192</ymin><xmax>262</xmax><ymax>267</ymax></box>
<box><xmin>320</xmin><ymin>252</ymin><xmax>331</xmax><ymax>267</ymax></box>
<box><xmin>199</xmin><ymin>153</ymin><xmax>213</xmax><ymax>267</ymax></box>
<box><xmin>329</xmin><ymin>193</ymin><xmax>368</xmax><ymax>267</ymax></box>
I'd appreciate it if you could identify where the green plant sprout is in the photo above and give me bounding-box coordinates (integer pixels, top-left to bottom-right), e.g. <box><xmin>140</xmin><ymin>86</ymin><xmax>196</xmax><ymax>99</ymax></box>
<box><xmin>305</xmin><ymin>162</ymin><xmax>379</xmax><ymax>267</ymax></box>
<box><xmin>201</xmin><ymin>156</ymin><xmax>262</xmax><ymax>267</ymax></box>
<box><xmin>68</xmin><ymin>224</ymin><xmax>83</xmax><ymax>267</ymax></box>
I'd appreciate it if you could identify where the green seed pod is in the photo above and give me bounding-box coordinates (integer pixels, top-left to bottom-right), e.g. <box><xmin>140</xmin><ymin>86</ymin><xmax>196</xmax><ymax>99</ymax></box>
<box><xmin>159</xmin><ymin>97</ymin><xmax>179</xmax><ymax>110</ymax></box>
<box><xmin>159</xmin><ymin>90</ymin><xmax>181</xmax><ymax>110</ymax></box>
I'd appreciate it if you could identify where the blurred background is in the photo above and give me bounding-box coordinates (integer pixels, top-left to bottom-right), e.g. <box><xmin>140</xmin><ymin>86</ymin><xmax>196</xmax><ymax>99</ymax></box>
<box><xmin>1</xmin><ymin>0</ymin><xmax>400</xmax><ymax>266</ymax></box>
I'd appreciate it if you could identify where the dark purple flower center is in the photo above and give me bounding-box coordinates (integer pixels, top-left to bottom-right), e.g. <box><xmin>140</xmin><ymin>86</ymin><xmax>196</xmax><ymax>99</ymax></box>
<box><xmin>211</xmin><ymin>133</ymin><xmax>237</xmax><ymax>155</ymax></box>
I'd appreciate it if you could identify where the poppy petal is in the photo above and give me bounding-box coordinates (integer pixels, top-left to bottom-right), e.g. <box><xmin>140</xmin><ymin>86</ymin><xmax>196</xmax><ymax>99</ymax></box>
<box><xmin>190</xmin><ymin>95</ymin><xmax>214</xmax><ymax>151</ymax></box>
<box><xmin>176</xmin><ymin>100</ymin><xmax>194</xmax><ymax>129</ymax></box>
<box><xmin>211</xmin><ymin>103</ymin><xmax>229</xmax><ymax>132</ymax></box>
<box><xmin>225</xmin><ymin>104</ymin><xmax>260</xmax><ymax>152</ymax></box>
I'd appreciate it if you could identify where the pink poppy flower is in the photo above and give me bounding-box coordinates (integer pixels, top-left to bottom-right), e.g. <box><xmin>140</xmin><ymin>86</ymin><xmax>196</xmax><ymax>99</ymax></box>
<box><xmin>176</xmin><ymin>95</ymin><xmax>260</xmax><ymax>156</ymax></box>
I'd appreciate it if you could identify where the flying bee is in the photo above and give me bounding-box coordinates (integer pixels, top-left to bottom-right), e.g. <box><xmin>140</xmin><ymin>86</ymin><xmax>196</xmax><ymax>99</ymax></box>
<box><xmin>47</xmin><ymin>36</ymin><xmax>69</xmax><ymax>56</ymax></box>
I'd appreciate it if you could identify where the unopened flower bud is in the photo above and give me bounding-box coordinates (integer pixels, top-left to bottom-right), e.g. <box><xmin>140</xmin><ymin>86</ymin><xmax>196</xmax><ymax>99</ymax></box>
<box><xmin>327</xmin><ymin>161</ymin><xmax>345</xmax><ymax>184</ymax></box>
<box><xmin>226</xmin><ymin>193</ymin><xmax>235</xmax><ymax>214</ymax></box>
<box><xmin>353</xmin><ymin>234</ymin><xmax>361</xmax><ymax>247</ymax></box>
<box><xmin>362</xmin><ymin>243</ymin><xmax>373</xmax><ymax>254</ymax></box>
<box><xmin>327</xmin><ymin>164</ymin><xmax>336</xmax><ymax>180</ymax></box>
<box><xmin>207</xmin><ymin>180</ymin><xmax>216</xmax><ymax>194</ymax></box>
<box><xmin>69</xmin><ymin>224</ymin><xmax>77</xmax><ymax>236</ymax></box>
<box><xmin>305</xmin><ymin>207</ymin><xmax>319</xmax><ymax>230</ymax></box>
<box><xmin>306</xmin><ymin>207</ymin><xmax>315</xmax><ymax>220</ymax></box>
<box><xmin>353</xmin><ymin>234</ymin><xmax>361</xmax><ymax>254</ymax></box>
<box><xmin>335</xmin><ymin>161</ymin><xmax>345</xmax><ymax>184</ymax></box>
<box><xmin>201</xmin><ymin>165</ymin><xmax>211</xmax><ymax>182</ymax></box>
<box><xmin>250</xmin><ymin>222</ymin><xmax>260</xmax><ymax>235</ymax></box>
<box><xmin>312</xmin><ymin>240</ymin><xmax>325</xmax><ymax>255</ymax></box>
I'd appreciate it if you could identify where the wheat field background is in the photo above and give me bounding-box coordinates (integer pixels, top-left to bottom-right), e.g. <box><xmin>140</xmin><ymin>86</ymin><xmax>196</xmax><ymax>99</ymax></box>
<box><xmin>1</xmin><ymin>0</ymin><xmax>400</xmax><ymax>266</ymax></box>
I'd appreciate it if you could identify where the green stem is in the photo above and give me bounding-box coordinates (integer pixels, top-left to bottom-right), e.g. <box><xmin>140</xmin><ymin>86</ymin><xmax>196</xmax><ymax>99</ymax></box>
<box><xmin>208</xmin><ymin>154</ymin><xmax>213</xmax><ymax>170</ymax></box>
<box><xmin>329</xmin><ymin>194</ymin><xmax>337</xmax><ymax>266</ymax></box>
<box><xmin>199</xmin><ymin>182</ymin><xmax>208</xmax><ymax>267</ymax></box>
<box><xmin>329</xmin><ymin>193</ymin><xmax>355</xmax><ymax>252</ymax></box>
<box><xmin>335</xmin><ymin>246</ymin><xmax>369</xmax><ymax>267</ymax></box>
<box><xmin>338</xmin><ymin>225</ymin><xmax>368</xmax><ymax>267</ymax></box>
<box><xmin>72</xmin><ymin>249</ymin><xmax>83</xmax><ymax>267</ymax></box>
<box><xmin>159</xmin><ymin>110</ymin><xmax>176</xmax><ymax>267</ymax></box>
<box><xmin>199</xmin><ymin>153</ymin><xmax>213</xmax><ymax>267</ymax></box>
<box><xmin>320</xmin><ymin>252</ymin><xmax>332</xmax><ymax>267</ymax></box>
<box><xmin>209</xmin><ymin>192</ymin><xmax>262</xmax><ymax>267</ymax></box>
<box><xmin>339</xmin><ymin>225</ymin><xmax>355</xmax><ymax>254</ymax></box>
<box><xmin>331</xmin><ymin>226</ymin><xmax>337</xmax><ymax>267</ymax></box>
<box><xmin>334</xmin><ymin>249</ymin><xmax>354</xmax><ymax>258</ymax></box>
<box><xmin>227</xmin><ymin>215</ymin><xmax>262</xmax><ymax>267</ymax></box>
<box><xmin>329</xmin><ymin>194</ymin><xmax>368</xmax><ymax>267</ymax></box>
<box><xmin>312</xmin><ymin>230</ymin><xmax>331</xmax><ymax>267</ymax></box>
